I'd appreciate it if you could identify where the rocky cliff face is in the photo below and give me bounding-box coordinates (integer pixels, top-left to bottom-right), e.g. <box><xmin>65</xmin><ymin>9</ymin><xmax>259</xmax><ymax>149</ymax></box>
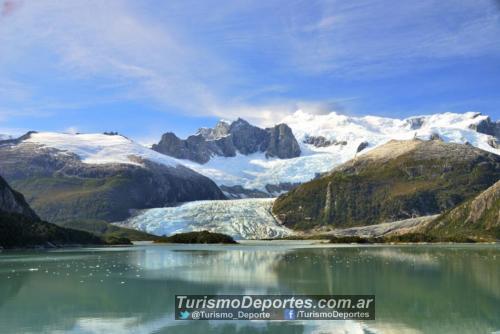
<box><xmin>273</xmin><ymin>139</ymin><xmax>500</xmax><ymax>230</ymax></box>
<box><xmin>303</xmin><ymin>135</ymin><xmax>347</xmax><ymax>148</ymax></box>
<box><xmin>470</xmin><ymin>117</ymin><xmax>500</xmax><ymax>140</ymax></box>
<box><xmin>0</xmin><ymin>133</ymin><xmax>226</xmax><ymax>223</ymax></box>
<box><xmin>425</xmin><ymin>180</ymin><xmax>500</xmax><ymax>239</ymax></box>
<box><xmin>0</xmin><ymin>174</ymin><xmax>104</xmax><ymax>248</ymax></box>
<box><xmin>265</xmin><ymin>123</ymin><xmax>301</xmax><ymax>159</ymax></box>
<box><xmin>0</xmin><ymin>175</ymin><xmax>39</xmax><ymax>220</ymax></box>
<box><xmin>152</xmin><ymin>118</ymin><xmax>301</xmax><ymax>163</ymax></box>
<box><xmin>152</xmin><ymin>132</ymin><xmax>235</xmax><ymax>164</ymax></box>
<box><xmin>197</xmin><ymin>120</ymin><xmax>231</xmax><ymax>140</ymax></box>
<box><xmin>228</xmin><ymin>118</ymin><xmax>270</xmax><ymax>155</ymax></box>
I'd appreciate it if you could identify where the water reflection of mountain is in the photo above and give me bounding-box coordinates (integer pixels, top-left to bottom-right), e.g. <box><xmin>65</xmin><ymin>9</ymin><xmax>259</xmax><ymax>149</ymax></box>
<box><xmin>272</xmin><ymin>246</ymin><xmax>500</xmax><ymax>333</ymax></box>
<box><xmin>0</xmin><ymin>247</ymin><xmax>306</xmax><ymax>333</ymax></box>
<box><xmin>129</xmin><ymin>247</ymin><xmax>287</xmax><ymax>289</ymax></box>
<box><xmin>0</xmin><ymin>274</ymin><xmax>27</xmax><ymax>308</ymax></box>
<box><xmin>0</xmin><ymin>245</ymin><xmax>498</xmax><ymax>334</ymax></box>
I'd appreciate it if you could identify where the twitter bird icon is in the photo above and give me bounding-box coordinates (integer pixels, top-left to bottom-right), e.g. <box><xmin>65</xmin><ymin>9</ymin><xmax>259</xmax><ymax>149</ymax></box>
<box><xmin>179</xmin><ymin>310</ymin><xmax>190</xmax><ymax>320</ymax></box>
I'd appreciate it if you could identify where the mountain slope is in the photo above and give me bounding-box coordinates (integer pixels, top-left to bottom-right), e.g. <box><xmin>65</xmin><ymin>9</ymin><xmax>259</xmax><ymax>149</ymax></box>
<box><xmin>0</xmin><ymin>132</ymin><xmax>225</xmax><ymax>223</ymax></box>
<box><xmin>0</xmin><ymin>175</ymin><xmax>103</xmax><ymax>248</ymax></box>
<box><xmin>152</xmin><ymin>111</ymin><xmax>499</xmax><ymax>198</ymax></box>
<box><xmin>272</xmin><ymin>139</ymin><xmax>500</xmax><ymax>230</ymax></box>
<box><xmin>0</xmin><ymin>176</ymin><xmax>39</xmax><ymax>220</ymax></box>
<box><xmin>57</xmin><ymin>219</ymin><xmax>158</xmax><ymax>242</ymax></box>
<box><xmin>425</xmin><ymin>180</ymin><xmax>500</xmax><ymax>240</ymax></box>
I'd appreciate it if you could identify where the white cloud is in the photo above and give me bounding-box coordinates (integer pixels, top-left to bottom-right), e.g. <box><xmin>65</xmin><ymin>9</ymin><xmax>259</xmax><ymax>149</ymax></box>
<box><xmin>209</xmin><ymin>99</ymin><xmax>357</xmax><ymax>127</ymax></box>
<box><xmin>65</xmin><ymin>126</ymin><xmax>79</xmax><ymax>135</ymax></box>
<box><xmin>0</xmin><ymin>0</ymin><xmax>499</xmax><ymax>125</ymax></box>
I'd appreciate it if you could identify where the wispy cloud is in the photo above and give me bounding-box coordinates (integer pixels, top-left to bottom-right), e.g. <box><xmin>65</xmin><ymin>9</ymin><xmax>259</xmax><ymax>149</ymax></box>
<box><xmin>210</xmin><ymin>99</ymin><xmax>360</xmax><ymax>127</ymax></box>
<box><xmin>282</xmin><ymin>0</ymin><xmax>500</xmax><ymax>75</ymax></box>
<box><xmin>0</xmin><ymin>0</ymin><xmax>499</xmax><ymax>129</ymax></box>
<box><xmin>0</xmin><ymin>0</ymin><xmax>226</xmax><ymax>115</ymax></box>
<box><xmin>0</xmin><ymin>79</ymin><xmax>31</xmax><ymax>101</ymax></box>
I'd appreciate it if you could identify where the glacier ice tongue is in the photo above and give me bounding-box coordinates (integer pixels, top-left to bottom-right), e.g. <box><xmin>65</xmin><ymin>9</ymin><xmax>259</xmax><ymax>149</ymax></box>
<box><xmin>114</xmin><ymin>198</ymin><xmax>293</xmax><ymax>240</ymax></box>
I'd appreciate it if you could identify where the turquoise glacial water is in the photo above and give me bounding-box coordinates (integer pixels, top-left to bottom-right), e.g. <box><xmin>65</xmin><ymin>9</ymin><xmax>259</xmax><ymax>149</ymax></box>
<box><xmin>0</xmin><ymin>242</ymin><xmax>499</xmax><ymax>333</ymax></box>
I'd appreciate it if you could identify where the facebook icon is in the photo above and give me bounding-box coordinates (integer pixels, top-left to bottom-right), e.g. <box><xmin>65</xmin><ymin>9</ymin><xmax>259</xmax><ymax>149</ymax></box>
<box><xmin>284</xmin><ymin>309</ymin><xmax>296</xmax><ymax>320</ymax></box>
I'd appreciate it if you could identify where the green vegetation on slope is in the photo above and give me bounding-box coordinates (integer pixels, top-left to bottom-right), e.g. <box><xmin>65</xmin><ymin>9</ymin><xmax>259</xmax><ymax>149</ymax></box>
<box><xmin>0</xmin><ymin>211</ymin><xmax>105</xmax><ymax>249</ymax></box>
<box><xmin>155</xmin><ymin>230</ymin><xmax>237</xmax><ymax>244</ymax></box>
<box><xmin>1</xmin><ymin>173</ymin><xmax>110</xmax><ymax>248</ymax></box>
<box><xmin>425</xmin><ymin>180</ymin><xmax>500</xmax><ymax>241</ymax></box>
<box><xmin>11</xmin><ymin>175</ymin><xmax>144</xmax><ymax>223</ymax></box>
<box><xmin>273</xmin><ymin>140</ymin><xmax>500</xmax><ymax>231</ymax></box>
<box><xmin>58</xmin><ymin>219</ymin><xmax>157</xmax><ymax>242</ymax></box>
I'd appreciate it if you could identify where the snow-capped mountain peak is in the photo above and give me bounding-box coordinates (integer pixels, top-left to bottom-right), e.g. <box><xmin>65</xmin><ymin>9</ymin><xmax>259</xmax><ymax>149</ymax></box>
<box><xmin>23</xmin><ymin>132</ymin><xmax>182</xmax><ymax>167</ymax></box>
<box><xmin>175</xmin><ymin>110</ymin><xmax>499</xmax><ymax>198</ymax></box>
<box><xmin>283</xmin><ymin>110</ymin><xmax>498</xmax><ymax>154</ymax></box>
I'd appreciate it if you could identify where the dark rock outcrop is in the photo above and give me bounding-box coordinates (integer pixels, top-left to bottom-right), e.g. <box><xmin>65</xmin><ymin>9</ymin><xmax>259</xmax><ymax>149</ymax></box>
<box><xmin>155</xmin><ymin>230</ymin><xmax>237</xmax><ymax>244</ymax></box>
<box><xmin>229</xmin><ymin>118</ymin><xmax>270</xmax><ymax>155</ymax></box>
<box><xmin>0</xmin><ymin>131</ymin><xmax>38</xmax><ymax>146</ymax></box>
<box><xmin>0</xmin><ymin>175</ymin><xmax>39</xmax><ymax>220</ymax></box>
<box><xmin>356</xmin><ymin>141</ymin><xmax>369</xmax><ymax>153</ymax></box>
<box><xmin>265</xmin><ymin>123</ymin><xmax>301</xmax><ymax>159</ymax></box>
<box><xmin>304</xmin><ymin>136</ymin><xmax>332</xmax><ymax>147</ymax></box>
<box><xmin>303</xmin><ymin>136</ymin><xmax>347</xmax><ymax>148</ymax></box>
<box><xmin>152</xmin><ymin>119</ymin><xmax>301</xmax><ymax>164</ymax></box>
<box><xmin>219</xmin><ymin>185</ymin><xmax>271</xmax><ymax>199</ymax></box>
<box><xmin>487</xmin><ymin>137</ymin><xmax>499</xmax><ymax>149</ymax></box>
<box><xmin>406</xmin><ymin>117</ymin><xmax>425</xmax><ymax>130</ymax></box>
<box><xmin>470</xmin><ymin>117</ymin><xmax>500</xmax><ymax>140</ymax></box>
<box><xmin>429</xmin><ymin>133</ymin><xmax>442</xmax><ymax>141</ymax></box>
<box><xmin>197</xmin><ymin>120</ymin><xmax>231</xmax><ymax>140</ymax></box>
<box><xmin>152</xmin><ymin>132</ymin><xmax>234</xmax><ymax>164</ymax></box>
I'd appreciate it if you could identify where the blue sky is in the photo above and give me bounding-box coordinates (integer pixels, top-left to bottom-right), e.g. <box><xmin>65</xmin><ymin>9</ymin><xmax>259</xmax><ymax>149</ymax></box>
<box><xmin>0</xmin><ymin>0</ymin><xmax>499</xmax><ymax>143</ymax></box>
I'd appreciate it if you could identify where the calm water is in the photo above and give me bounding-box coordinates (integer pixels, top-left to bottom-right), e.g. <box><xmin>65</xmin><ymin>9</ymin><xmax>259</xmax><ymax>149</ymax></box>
<box><xmin>0</xmin><ymin>242</ymin><xmax>499</xmax><ymax>334</ymax></box>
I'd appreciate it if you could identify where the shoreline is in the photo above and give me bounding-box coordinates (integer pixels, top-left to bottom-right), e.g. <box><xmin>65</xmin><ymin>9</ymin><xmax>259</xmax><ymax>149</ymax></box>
<box><xmin>2</xmin><ymin>239</ymin><xmax>498</xmax><ymax>252</ymax></box>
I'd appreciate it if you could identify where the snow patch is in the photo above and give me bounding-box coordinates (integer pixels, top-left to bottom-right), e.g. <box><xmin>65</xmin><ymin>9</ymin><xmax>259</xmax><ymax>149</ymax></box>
<box><xmin>25</xmin><ymin>132</ymin><xmax>182</xmax><ymax>167</ymax></box>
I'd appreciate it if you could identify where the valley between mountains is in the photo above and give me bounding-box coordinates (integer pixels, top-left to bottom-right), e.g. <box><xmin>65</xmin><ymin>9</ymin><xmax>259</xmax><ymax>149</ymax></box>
<box><xmin>0</xmin><ymin>110</ymin><xmax>499</xmax><ymax>246</ymax></box>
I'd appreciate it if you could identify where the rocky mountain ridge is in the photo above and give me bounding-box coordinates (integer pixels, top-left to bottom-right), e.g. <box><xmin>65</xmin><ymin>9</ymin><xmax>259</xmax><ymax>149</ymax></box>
<box><xmin>469</xmin><ymin>116</ymin><xmax>500</xmax><ymax>140</ymax></box>
<box><xmin>152</xmin><ymin>118</ymin><xmax>301</xmax><ymax>164</ymax></box>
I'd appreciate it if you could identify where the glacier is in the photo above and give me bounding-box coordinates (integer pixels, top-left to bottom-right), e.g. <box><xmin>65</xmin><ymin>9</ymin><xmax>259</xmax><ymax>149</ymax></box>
<box><xmin>114</xmin><ymin>198</ymin><xmax>292</xmax><ymax>240</ymax></box>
